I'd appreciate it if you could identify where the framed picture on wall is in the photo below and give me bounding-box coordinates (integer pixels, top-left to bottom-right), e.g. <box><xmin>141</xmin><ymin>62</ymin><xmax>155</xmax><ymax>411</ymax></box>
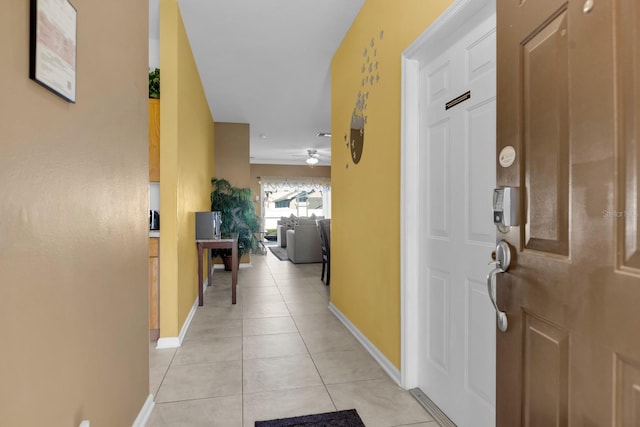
<box><xmin>29</xmin><ymin>0</ymin><xmax>77</xmax><ymax>103</ymax></box>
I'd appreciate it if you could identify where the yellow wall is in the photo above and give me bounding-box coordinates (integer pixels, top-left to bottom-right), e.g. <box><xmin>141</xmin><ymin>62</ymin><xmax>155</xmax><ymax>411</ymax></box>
<box><xmin>331</xmin><ymin>0</ymin><xmax>453</xmax><ymax>368</ymax></box>
<box><xmin>160</xmin><ymin>0</ymin><xmax>215</xmax><ymax>337</ymax></box>
<box><xmin>0</xmin><ymin>0</ymin><xmax>149</xmax><ymax>425</ymax></box>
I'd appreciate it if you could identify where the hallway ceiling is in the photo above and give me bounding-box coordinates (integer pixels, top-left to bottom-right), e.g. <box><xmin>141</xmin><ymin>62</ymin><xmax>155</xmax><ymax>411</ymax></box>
<box><xmin>152</xmin><ymin>0</ymin><xmax>365</xmax><ymax>166</ymax></box>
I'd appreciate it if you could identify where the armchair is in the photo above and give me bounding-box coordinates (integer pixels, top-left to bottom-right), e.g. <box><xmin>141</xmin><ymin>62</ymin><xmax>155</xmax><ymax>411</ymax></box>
<box><xmin>286</xmin><ymin>224</ymin><xmax>323</xmax><ymax>264</ymax></box>
<box><xmin>276</xmin><ymin>215</ymin><xmax>323</xmax><ymax>248</ymax></box>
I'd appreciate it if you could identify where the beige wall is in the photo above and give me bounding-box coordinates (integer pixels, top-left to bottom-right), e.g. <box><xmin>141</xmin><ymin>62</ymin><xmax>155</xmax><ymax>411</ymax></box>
<box><xmin>331</xmin><ymin>0</ymin><xmax>453</xmax><ymax>368</ymax></box>
<box><xmin>0</xmin><ymin>1</ymin><xmax>149</xmax><ymax>425</ymax></box>
<box><xmin>159</xmin><ymin>0</ymin><xmax>215</xmax><ymax>338</ymax></box>
<box><xmin>214</xmin><ymin>122</ymin><xmax>251</xmax><ymax>188</ymax></box>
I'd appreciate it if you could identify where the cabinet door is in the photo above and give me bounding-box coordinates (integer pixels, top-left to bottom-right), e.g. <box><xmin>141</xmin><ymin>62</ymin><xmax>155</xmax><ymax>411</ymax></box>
<box><xmin>148</xmin><ymin>99</ymin><xmax>160</xmax><ymax>182</ymax></box>
<box><xmin>149</xmin><ymin>237</ymin><xmax>159</xmax><ymax>340</ymax></box>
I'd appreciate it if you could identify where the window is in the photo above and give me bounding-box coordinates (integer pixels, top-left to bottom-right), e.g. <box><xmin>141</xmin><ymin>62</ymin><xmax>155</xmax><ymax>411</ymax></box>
<box><xmin>259</xmin><ymin>177</ymin><xmax>331</xmax><ymax>231</ymax></box>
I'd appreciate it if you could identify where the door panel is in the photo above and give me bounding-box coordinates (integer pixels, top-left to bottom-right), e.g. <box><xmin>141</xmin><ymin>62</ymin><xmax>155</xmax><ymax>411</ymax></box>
<box><xmin>497</xmin><ymin>0</ymin><xmax>640</xmax><ymax>426</ymax></box>
<box><xmin>616</xmin><ymin>355</ymin><xmax>640</xmax><ymax>426</ymax></box>
<box><xmin>428</xmin><ymin>121</ymin><xmax>451</xmax><ymax>239</ymax></box>
<box><xmin>418</xmin><ymin>12</ymin><xmax>496</xmax><ymax>427</ymax></box>
<box><xmin>617</xmin><ymin>0</ymin><xmax>640</xmax><ymax>270</ymax></box>
<box><xmin>467</xmin><ymin>30</ymin><xmax>495</xmax><ymax>81</ymax></box>
<box><xmin>466</xmin><ymin>278</ymin><xmax>495</xmax><ymax>405</ymax></box>
<box><xmin>522</xmin><ymin>313</ymin><xmax>569</xmax><ymax>427</ymax></box>
<box><xmin>427</xmin><ymin>269</ymin><xmax>451</xmax><ymax>372</ymax></box>
<box><xmin>428</xmin><ymin>63</ymin><xmax>451</xmax><ymax>104</ymax></box>
<box><xmin>522</xmin><ymin>9</ymin><xmax>569</xmax><ymax>255</ymax></box>
<box><xmin>468</xmin><ymin>100</ymin><xmax>496</xmax><ymax>245</ymax></box>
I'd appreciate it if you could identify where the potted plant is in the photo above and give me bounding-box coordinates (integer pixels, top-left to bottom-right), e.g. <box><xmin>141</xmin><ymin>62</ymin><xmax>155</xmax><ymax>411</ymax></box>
<box><xmin>210</xmin><ymin>177</ymin><xmax>260</xmax><ymax>270</ymax></box>
<box><xmin>149</xmin><ymin>68</ymin><xmax>160</xmax><ymax>99</ymax></box>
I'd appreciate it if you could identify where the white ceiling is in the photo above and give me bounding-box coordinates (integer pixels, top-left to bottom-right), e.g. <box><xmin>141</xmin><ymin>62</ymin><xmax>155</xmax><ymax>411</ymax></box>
<box><xmin>150</xmin><ymin>0</ymin><xmax>365</xmax><ymax>166</ymax></box>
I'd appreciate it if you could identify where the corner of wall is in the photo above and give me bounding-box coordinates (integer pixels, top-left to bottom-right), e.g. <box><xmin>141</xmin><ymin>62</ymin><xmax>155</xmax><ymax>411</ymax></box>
<box><xmin>159</xmin><ymin>0</ymin><xmax>215</xmax><ymax>338</ymax></box>
<box><xmin>330</xmin><ymin>0</ymin><xmax>453</xmax><ymax>369</ymax></box>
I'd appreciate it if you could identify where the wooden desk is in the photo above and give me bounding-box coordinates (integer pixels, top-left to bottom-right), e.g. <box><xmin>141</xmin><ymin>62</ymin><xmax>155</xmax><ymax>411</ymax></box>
<box><xmin>196</xmin><ymin>238</ymin><xmax>238</xmax><ymax>305</ymax></box>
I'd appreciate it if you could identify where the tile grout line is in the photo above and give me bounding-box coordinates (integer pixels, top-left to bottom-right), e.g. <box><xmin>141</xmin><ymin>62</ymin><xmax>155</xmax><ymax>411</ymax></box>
<box><xmin>267</xmin><ymin>251</ymin><xmax>340</xmax><ymax>412</ymax></box>
<box><xmin>150</xmin><ymin>254</ymin><xmax>340</xmax><ymax>424</ymax></box>
<box><xmin>285</xmin><ymin>285</ymin><xmax>339</xmax><ymax>413</ymax></box>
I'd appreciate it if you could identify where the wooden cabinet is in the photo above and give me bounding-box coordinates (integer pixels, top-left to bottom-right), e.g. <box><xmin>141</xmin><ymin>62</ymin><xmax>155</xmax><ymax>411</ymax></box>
<box><xmin>148</xmin><ymin>99</ymin><xmax>160</xmax><ymax>340</ymax></box>
<box><xmin>148</xmin><ymin>99</ymin><xmax>160</xmax><ymax>182</ymax></box>
<box><xmin>149</xmin><ymin>237</ymin><xmax>160</xmax><ymax>341</ymax></box>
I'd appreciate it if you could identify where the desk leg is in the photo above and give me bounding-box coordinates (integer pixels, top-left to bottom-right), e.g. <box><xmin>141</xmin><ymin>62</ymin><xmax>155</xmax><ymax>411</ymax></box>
<box><xmin>207</xmin><ymin>248</ymin><xmax>212</xmax><ymax>288</ymax></box>
<box><xmin>231</xmin><ymin>241</ymin><xmax>238</xmax><ymax>304</ymax></box>
<box><xmin>197</xmin><ymin>243</ymin><xmax>204</xmax><ymax>306</ymax></box>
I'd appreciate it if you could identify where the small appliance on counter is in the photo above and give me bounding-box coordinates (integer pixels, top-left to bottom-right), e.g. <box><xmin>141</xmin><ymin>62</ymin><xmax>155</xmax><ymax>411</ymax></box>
<box><xmin>195</xmin><ymin>211</ymin><xmax>221</xmax><ymax>240</ymax></box>
<box><xmin>150</xmin><ymin>210</ymin><xmax>160</xmax><ymax>230</ymax></box>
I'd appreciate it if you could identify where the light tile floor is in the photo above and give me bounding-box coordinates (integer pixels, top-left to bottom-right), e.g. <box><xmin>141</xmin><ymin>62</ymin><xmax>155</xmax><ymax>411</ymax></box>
<box><xmin>147</xmin><ymin>250</ymin><xmax>439</xmax><ymax>427</ymax></box>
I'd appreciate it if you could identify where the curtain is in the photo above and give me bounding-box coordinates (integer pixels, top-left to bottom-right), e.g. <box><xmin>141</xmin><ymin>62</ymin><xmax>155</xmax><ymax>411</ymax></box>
<box><xmin>259</xmin><ymin>176</ymin><xmax>331</xmax><ymax>192</ymax></box>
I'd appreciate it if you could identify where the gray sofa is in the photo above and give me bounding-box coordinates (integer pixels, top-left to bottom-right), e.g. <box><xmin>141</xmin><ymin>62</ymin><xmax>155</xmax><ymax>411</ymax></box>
<box><xmin>276</xmin><ymin>224</ymin><xmax>289</xmax><ymax>247</ymax></box>
<box><xmin>286</xmin><ymin>223</ymin><xmax>323</xmax><ymax>263</ymax></box>
<box><xmin>276</xmin><ymin>215</ymin><xmax>323</xmax><ymax>248</ymax></box>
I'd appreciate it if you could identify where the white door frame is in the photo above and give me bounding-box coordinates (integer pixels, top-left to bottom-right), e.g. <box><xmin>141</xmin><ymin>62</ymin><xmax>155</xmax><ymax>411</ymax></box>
<box><xmin>400</xmin><ymin>0</ymin><xmax>495</xmax><ymax>389</ymax></box>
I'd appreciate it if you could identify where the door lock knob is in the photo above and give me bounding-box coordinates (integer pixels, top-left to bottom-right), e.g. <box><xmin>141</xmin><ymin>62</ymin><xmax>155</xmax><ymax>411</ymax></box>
<box><xmin>487</xmin><ymin>241</ymin><xmax>512</xmax><ymax>332</ymax></box>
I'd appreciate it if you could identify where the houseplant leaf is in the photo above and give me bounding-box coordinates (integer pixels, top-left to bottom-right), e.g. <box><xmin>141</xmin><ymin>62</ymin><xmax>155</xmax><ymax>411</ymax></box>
<box><xmin>149</xmin><ymin>68</ymin><xmax>160</xmax><ymax>99</ymax></box>
<box><xmin>210</xmin><ymin>177</ymin><xmax>260</xmax><ymax>263</ymax></box>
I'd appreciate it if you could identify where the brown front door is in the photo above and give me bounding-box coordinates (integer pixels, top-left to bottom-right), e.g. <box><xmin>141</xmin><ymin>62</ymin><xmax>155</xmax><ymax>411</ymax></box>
<box><xmin>497</xmin><ymin>0</ymin><xmax>640</xmax><ymax>426</ymax></box>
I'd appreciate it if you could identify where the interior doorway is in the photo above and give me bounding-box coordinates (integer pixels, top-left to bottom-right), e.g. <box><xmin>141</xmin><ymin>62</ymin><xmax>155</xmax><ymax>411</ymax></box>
<box><xmin>401</xmin><ymin>0</ymin><xmax>496</xmax><ymax>426</ymax></box>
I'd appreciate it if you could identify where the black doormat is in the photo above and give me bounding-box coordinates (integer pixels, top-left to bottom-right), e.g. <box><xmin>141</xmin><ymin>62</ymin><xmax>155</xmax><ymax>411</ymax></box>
<box><xmin>268</xmin><ymin>246</ymin><xmax>289</xmax><ymax>261</ymax></box>
<box><xmin>255</xmin><ymin>409</ymin><xmax>365</xmax><ymax>427</ymax></box>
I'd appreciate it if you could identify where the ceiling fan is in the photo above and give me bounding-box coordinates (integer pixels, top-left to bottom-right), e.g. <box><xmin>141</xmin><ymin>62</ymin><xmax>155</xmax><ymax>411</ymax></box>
<box><xmin>305</xmin><ymin>149</ymin><xmax>320</xmax><ymax>165</ymax></box>
<box><xmin>292</xmin><ymin>149</ymin><xmax>324</xmax><ymax>165</ymax></box>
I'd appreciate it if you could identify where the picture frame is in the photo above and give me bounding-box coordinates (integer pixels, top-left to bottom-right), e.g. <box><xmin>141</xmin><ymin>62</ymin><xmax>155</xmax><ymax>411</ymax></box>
<box><xmin>29</xmin><ymin>0</ymin><xmax>77</xmax><ymax>103</ymax></box>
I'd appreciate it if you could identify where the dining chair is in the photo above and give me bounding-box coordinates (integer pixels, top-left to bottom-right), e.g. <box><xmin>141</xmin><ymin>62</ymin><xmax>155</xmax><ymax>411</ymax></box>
<box><xmin>316</xmin><ymin>219</ymin><xmax>331</xmax><ymax>286</ymax></box>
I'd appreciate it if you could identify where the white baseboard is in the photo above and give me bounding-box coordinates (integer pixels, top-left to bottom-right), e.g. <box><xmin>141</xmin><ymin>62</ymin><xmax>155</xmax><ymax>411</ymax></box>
<box><xmin>213</xmin><ymin>263</ymin><xmax>252</xmax><ymax>269</ymax></box>
<box><xmin>328</xmin><ymin>303</ymin><xmax>402</xmax><ymax>386</ymax></box>
<box><xmin>155</xmin><ymin>336</ymin><xmax>180</xmax><ymax>349</ymax></box>
<box><xmin>156</xmin><ymin>269</ymin><xmax>212</xmax><ymax>349</ymax></box>
<box><xmin>132</xmin><ymin>394</ymin><xmax>154</xmax><ymax>427</ymax></box>
<box><xmin>155</xmin><ymin>294</ymin><xmax>199</xmax><ymax>349</ymax></box>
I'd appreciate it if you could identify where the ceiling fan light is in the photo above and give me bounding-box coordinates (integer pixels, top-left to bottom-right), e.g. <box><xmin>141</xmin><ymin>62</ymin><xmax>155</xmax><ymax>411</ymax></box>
<box><xmin>306</xmin><ymin>157</ymin><xmax>319</xmax><ymax>165</ymax></box>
